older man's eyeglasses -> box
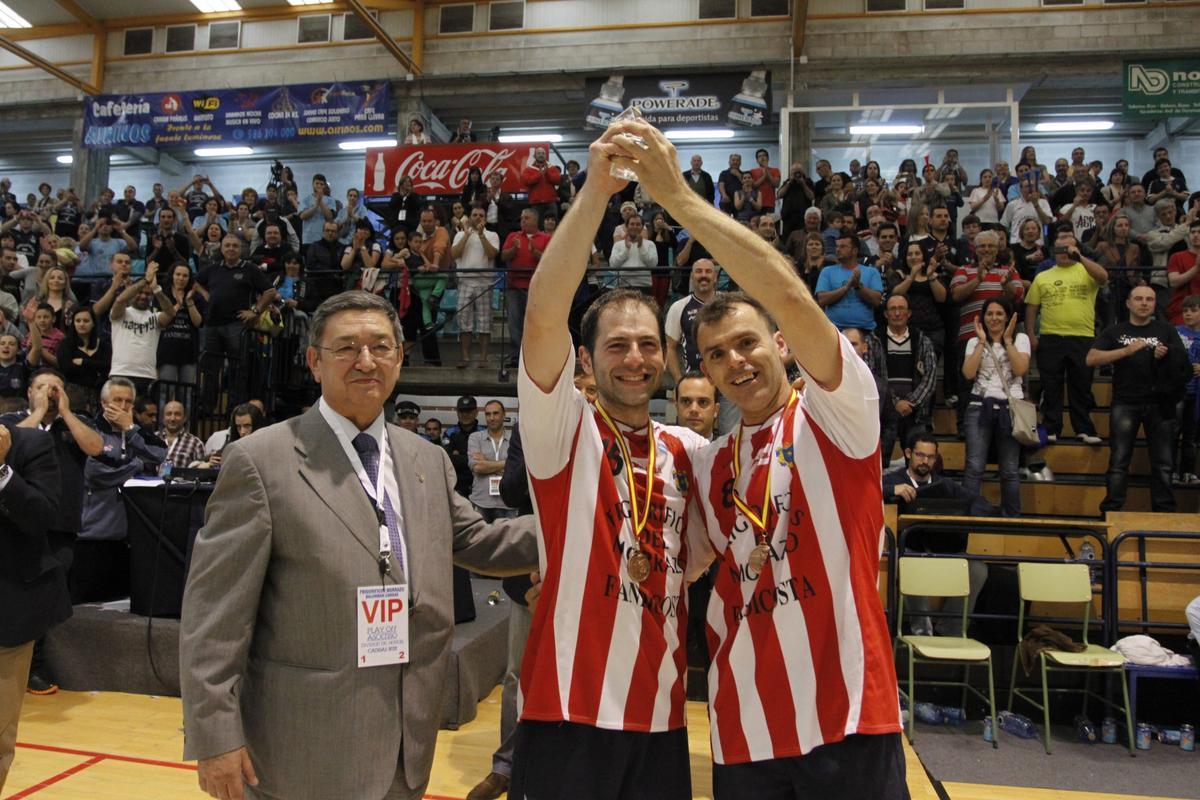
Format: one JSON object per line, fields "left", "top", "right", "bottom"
{"left": 317, "top": 342, "right": 401, "bottom": 362}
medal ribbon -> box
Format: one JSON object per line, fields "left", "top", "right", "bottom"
{"left": 594, "top": 401, "right": 656, "bottom": 545}
{"left": 731, "top": 391, "right": 799, "bottom": 538}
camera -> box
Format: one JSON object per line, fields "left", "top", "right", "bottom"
{"left": 1052, "top": 245, "right": 1068, "bottom": 255}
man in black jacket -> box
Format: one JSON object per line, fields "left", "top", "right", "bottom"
{"left": 0, "top": 421, "right": 66, "bottom": 792}
{"left": 444, "top": 395, "right": 481, "bottom": 498}
{"left": 4, "top": 370, "right": 102, "bottom": 693}
{"left": 883, "top": 432, "right": 995, "bottom": 636}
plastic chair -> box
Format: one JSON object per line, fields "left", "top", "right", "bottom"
{"left": 1007, "top": 562, "right": 1135, "bottom": 756}
{"left": 895, "top": 557, "right": 997, "bottom": 748}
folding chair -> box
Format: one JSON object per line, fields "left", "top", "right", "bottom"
{"left": 1007, "top": 562, "right": 1135, "bottom": 755}
{"left": 895, "top": 556, "right": 997, "bottom": 748}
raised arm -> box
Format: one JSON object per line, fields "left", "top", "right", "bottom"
{"left": 612, "top": 120, "right": 841, "bottom": 387}
{"left": 523, "top": 130, "right": 628, "bottom": 391}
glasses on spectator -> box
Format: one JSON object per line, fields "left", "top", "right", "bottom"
{"left": 317, "top": 342, "right": 401, "bottom": 363}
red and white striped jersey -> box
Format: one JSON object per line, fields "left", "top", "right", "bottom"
{"left": 691, "top": 334, "right": 902, "bottom": 765}
{"left": 516, "top": 351, "right": 711, "bottom": 732}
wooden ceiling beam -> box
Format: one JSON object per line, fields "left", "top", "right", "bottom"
{"left": 346, "top": 0, "right": 420, "bottom": 74}
{"left": 792, "top": 0, "right": 809, "bottom": 57}
{"left": 0, "top": 33, "right": 99, "bottom": 94}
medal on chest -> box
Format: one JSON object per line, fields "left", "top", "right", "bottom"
{"left": 731, "top": 392, "right": 799, "bottom": 577}
{"left": 596, "top": 402, "right": 657, "bottom": 584}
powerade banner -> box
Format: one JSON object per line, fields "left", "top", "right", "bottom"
{"left": 583, "top": 70, "right": 771, "bottom": 130}
{"left": 1123, "top": 59, "right": 1200, "bottom": 118}
{"left": 82, "top": 80, "right": 390, "bottom": 149}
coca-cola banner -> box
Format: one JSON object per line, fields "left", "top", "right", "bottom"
{"left": 362, "top": 143, "right": 550, "bottom": 197}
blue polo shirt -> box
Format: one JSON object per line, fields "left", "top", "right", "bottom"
{"left": 815, "top": 262, "right": 883, "bottom": 330}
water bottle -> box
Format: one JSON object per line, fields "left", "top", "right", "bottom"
{"left": 940, "top": 706, "right": 966, "bottom": 726}
{"left": 1075, "top": 715, "right": 1097, "bottom": 743}
{"left": 1077, "top": 539, "right": 1098, "bottom": 584}
{"left": 485, "top": 590, "right": 502, "bottom": 607}
{"left": 1156, "top": 727, "right": 1181, "bottom": 746}
{"left": 1102, "top": 717, "right": 1118, "bottom": 744}
{"left": 158, "top": 460, "right": 172, "bottom": 481}
{"left": 982, "top": 716, "right": 994, "bottom": 742}
{"left": 997, "top": 710, "right": 1038, "bottom": 739}
{"left": 914, "top": 702, "right": 945, "bottom": 725}
{"left": 1180, "top": 723, "right": 1194, "bottom": 751}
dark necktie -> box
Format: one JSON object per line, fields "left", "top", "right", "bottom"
{"left": 352, "top": 433, "right": 405, "bottom": 575}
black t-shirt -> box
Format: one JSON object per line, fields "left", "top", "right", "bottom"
{"left": 668, "top": 293, "right": 707, "bottom": 374}
{"left": 158, "top": 293, "right": 207, "bottom": 366}
{"left": 10, "top": 227, "right": 38, "bottom": 259}
{"left": 54, "top": 202, "right": 81, "bottom": 238}
{"left": 114, "top": 199, "right": 145, "bottom": 223}
{"left": 1094, "top": 320, "right": 1184, "bottom": 405}
{"left": 717, "top": 169, "right": 742, "bottom": 209}
{"left": 56, "top": 336, "right": 112, "bottom": 389}
{"left": 251, "top": 244, "right": 291, "bottom": 278}
{"left": 0, "top": 358, "right": 31, "bottom": 397}
{"left": 185, "top": 189, "right": 210, "bottom": 220}
{"left": 196, "top": 260, "right": 272, "bottom": 326}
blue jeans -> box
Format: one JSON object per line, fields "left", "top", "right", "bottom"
{"left": 505, "top": 288, "right": 528, "bottom": 362}
{"left": 962, "top": 400, "right": 1021, "bottom": 517}
{"left": 1102, "top": 402, "right": 1177, "bottom": 513}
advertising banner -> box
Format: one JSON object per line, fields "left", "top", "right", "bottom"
{"left": 1123, "top": 59, "right": 1200, "bottom": 118}
{"left": 583, "top": 70, "right": 771, "bottom": 130}
{"left": 82, "top": 80, "right": 391, "bottom": 149}
{"left": 363, "top": 142, "right": 550, "bottom": 197}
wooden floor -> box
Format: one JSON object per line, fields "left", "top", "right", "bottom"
{"left": 0, "top": 689, "right": 1174, "bottom": 800}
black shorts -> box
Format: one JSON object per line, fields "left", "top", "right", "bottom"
{"left": 509, "top": 720, "right": 691, "bottom": 800}
{"left": 712, "top": 733, "right": 910, "bottom": 800}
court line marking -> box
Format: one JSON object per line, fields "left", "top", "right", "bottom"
{"left": 13, "top": 743, "right": 467, "bottom": 800}
{"left": 4, "top": 756, "right": 103, "bottom": 800}
{"left": 16, "top": 742, "right": 197, "bottom": 771}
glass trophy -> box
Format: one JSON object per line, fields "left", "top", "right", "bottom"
{"left": 608, "top": 106, "right": 646, "bottom": 181}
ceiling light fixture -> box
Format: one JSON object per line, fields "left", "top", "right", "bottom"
{"left": 663, "top": 129, "right": 736, "bottom": 140}
{"left": 848, "top": 124, "right": 924, "bottom": 135}
{"left": 1034, "top": 120, "right": 1115, "bottom": 133}
{"left": 194, "top": 146, "right": 254, "bottom": 157}
{"left": 56, "top": 154, "right": 73, "bottom": 165}
{"left": 338, "top": 139, "right": 399, "bottom": 151}
{"left": 0, "top": 2, "right": 32, "bottom": 27}
{"left": 285, "top": 0, "right": 330, "bottom": 5}
{"left": 190, "top": 0, "right": 242, "bottom": 12}
{"left": 497, "top": 133, "right": 564, "bottom": 143}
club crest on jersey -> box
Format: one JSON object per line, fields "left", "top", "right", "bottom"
{"left": 776, "top": 444, "right": 794, "bottom": 467}
{"left": 673, "top": 469, "right": 689, "bottom": 494}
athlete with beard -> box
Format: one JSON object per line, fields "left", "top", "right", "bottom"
{"left": 509, "top": 128, "right": 712, "bottom": 800}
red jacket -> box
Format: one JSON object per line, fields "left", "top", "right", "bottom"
{"left": 522, "top": 163, "right": 562, "bottom": 204}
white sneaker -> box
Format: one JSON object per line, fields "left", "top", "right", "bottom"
{"left": 1079, "top": 434, "right": 1103, "bottom": 445}
{"left": 1036, "top": 466, "right": 1055, "bottom": 482}
{"left": 1045, "top": 434, "right": 1058, "bottom": 443}
{"left": 1185, "top": 473, "right": 1200, "bottom": 485}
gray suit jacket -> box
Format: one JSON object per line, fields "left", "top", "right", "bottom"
{"left": 180, "top": 407, "right": 536, "bottom": 799}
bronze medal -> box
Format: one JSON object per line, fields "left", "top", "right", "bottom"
{"left": 748, "top": 542, "right": 771, "bottom": 571}
{"left": 627, "top": 550, "right": 652, "bottom": 583}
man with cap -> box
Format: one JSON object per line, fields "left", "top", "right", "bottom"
{"left": 395, "top": 401, "right": 420, "bottom": 433}
{"left": 445, "top": 395, "right": 481, "bottom": 498}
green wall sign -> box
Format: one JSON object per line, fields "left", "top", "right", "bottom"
{"left": 1123, "top": 59, "right": 1200, "bottom": 118}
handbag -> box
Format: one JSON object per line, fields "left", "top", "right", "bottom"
{"left": 981, "top": 339, "right": 1040, "bottom": 447}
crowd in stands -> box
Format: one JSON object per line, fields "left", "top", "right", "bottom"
{"left": 0, "top": 139, "right": 1196, "bottom": 594}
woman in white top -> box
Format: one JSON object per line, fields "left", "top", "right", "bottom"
{"left": 968, "top": 168, "right": 1006, "bottom": 225}
{"left": 962, "top": 296, "right": 1030, "bottom": 516}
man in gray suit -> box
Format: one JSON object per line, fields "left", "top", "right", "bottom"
{"left": 180, "top": 291, "right": 536, "bottom": 800}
